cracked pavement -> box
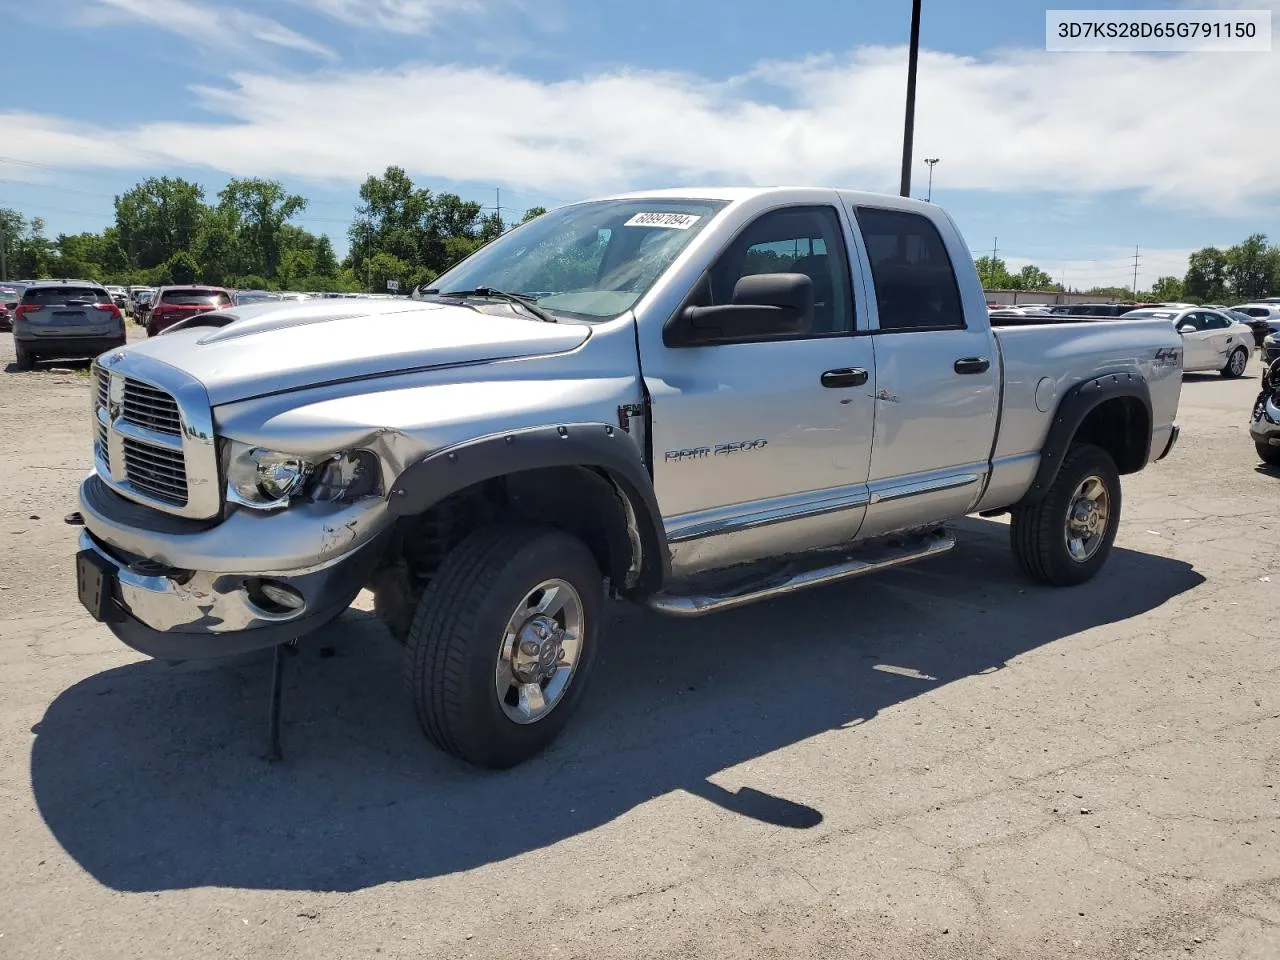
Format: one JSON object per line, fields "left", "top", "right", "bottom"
{"left": 1, "top": 338, "right": 1277, "bottom": 960}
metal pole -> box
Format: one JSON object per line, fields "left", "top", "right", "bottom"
{"left": 899, "top": 0, "right": 923, "bottom": 197}
{"left": 923, "top": 157, "right": 939, "bottom": 202}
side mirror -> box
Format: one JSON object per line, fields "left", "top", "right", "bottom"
{"left": 666, "top": 273, "right": 814, "bottom": 347}
{"left": 1177, "top": 323, "right": 1195, "bottom": 334}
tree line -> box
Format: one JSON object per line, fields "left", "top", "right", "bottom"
{"left": 0, "top": 166, "right": 545, "bottom": 292}
{"left": 976, "top": 235, "right": 1280, "bottom": 304}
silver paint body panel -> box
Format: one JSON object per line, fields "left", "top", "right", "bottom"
{"left": 76, "top": 187, "right": 1181, "bottom": 637}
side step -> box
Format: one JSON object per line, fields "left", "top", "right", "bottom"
{"left": 646, "top": 529, "right": 956, "bottom": 618}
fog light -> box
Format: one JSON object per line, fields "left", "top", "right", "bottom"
{"left": 246, "top": 578, "right": 305, "bottom": 615}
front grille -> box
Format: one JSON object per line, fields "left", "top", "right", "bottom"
{"left": 96, "top": 367, "right": 110, "bottom": 408}
{"left": 95, "top": 418, "right": 110, "bottom": 468}
{"left": 121, "top": 377, "right": 182, "bottom": 436}
{"left": 121, "top": 438, "right": 188, "bottom": 506}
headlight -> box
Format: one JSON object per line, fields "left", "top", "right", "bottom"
{"left": 227, "top": 445, "right": 313, "bottom": 509}
{"left": 225, "top": 443, "right": 381, "bottom": 510}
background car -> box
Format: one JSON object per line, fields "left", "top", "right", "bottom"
{"left": 146, "top": 285, "right": 233, "bottom": 336}
{"left": 1123, "top": 306, "right": 1253, "bottom": 377}
{"left": 104, "top": 284, "right": 129, "bottom": 311}
{"left": 1263, "top": 331, "right": 1280, "bottom": 367}
{"left": 233, "top": 289, "right": 280, "bottom": 306}
{"left": 0, "top": 283, "right": 25, "bottom": 332}
{"left": 1228, "top": 303, "right": 1280, "bottom": 344}
{"left": 11, "top": 279, "right": 125, "bottom": 369}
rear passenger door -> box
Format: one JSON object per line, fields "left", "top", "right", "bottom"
{"left": 844, "top": 203, "right": 1000, "bottom": 539}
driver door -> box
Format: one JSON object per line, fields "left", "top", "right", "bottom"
{"left": 1179, "top": 312, "right": 1217, "bottom": 370}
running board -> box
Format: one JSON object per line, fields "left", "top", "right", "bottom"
{"left": 646, "top": 529, "right": 956, "bottom": 618}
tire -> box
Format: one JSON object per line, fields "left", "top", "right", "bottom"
{"left": 403, "top": 526, "right": 602, "bottom": 768}
{"left": 1010, "top": 443, "right": 1122, "bottom": 587}
{"left": 13, "top": 344, "right": 32, "bottom": 370}
{"left": 1257, "top": 441, "right": 1280, "bottom": 466}
{"left": 1222, "top": 347, "right": 1248, "bottom": 378}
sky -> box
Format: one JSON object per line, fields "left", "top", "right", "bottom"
{"left": 1, "top": 0, "right": 1277, "bottom": 291}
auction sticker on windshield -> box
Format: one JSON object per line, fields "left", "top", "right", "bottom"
{"left": 624, "top": 212, "right": 702, "bottom": 229}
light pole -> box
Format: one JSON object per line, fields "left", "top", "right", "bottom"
{"left": 899, "top": 0, "right": 923, "bottom": 197}
{"left": 923, "top": 157, "right": 939, "bottom": 202}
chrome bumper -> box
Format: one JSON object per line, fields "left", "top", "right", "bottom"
{"left": 76, "top": 471, "right": 392, "bottom": 658}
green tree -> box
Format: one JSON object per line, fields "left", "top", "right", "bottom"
{"left": 164, "top": 250, "right": 200, "bottom": 284}
{"left": 521, "top": 206, "right": 547, "bottom": 223}
{"left": 192, "top": 205, "right": 242, "bottom": 286}
{"left": 313, "top": 234, "right": 338, "bottom": 277}
{"left": 217, "top": 178, "right": 307, "bottom": 280}
{"left": 1184, "top": 247, "right": 1228, "bottom": 303}
{"left": 973, "top": 255, "right": 1012, "bottom": 289}
{"left": 1013, "top": 264, "right": 1054, "bottom": 290}
{"left": 1149, "top": 276, "right": 1184, "bottom": 302}
{"left": 366, "top": 250, "right": 411, "bottom": 293}
{"left": 1223, "top": 234, "right": 1279, "bottom": 302}
{"left": 113, "top": 177, "right": 206, "bottom": 270}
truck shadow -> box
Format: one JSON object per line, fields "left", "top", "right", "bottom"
{"left": 30, "top": 518, "right": 1203, "bottom": 892}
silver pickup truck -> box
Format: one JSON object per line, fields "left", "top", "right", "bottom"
{"left": 74, "top": 187, "right": 1182, "bottom": 767}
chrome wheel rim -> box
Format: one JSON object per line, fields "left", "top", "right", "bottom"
{"left": 1231, "top": 350, "right": 1246, "bottom": 376}
{"left": 495, "top": 578, "right": 584, "bottom": 725}
{"left": 1065, "top": 475, "right": 1110, "bottom": 562}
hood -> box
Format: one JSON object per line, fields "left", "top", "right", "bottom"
{"left": 117, "top": 299, "right": 591, "bottom": 405}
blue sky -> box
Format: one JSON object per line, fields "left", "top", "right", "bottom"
{"left": 1, "top": 0, "right": 1277, "bottom": 289}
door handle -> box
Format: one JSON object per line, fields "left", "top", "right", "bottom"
{"left": 954, "top": 357, "right": 990, "bottom": 375}
{"left": 821, "top": 367, "right": 869, "bottom": 388}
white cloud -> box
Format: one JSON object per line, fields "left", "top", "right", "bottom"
{"left": 85, "top": 0, "right": 336, "bottom": 58}
{"left": 2, "top": 42, "right": 1278, "bottom": 216}
{"left": 289, "top": 0, "right": 481, "bottom": 34}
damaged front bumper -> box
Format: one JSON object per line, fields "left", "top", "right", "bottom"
{"left": 76, "top": 471, "right": 391, "bottom": 659}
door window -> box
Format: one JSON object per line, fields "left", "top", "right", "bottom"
{"left": 855, "top": 207, "right": 965, "bottom": 331}
{"left": 708, "top": 206, "right": 854, "bottom": 335}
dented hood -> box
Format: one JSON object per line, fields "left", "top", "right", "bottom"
{"left": 116, "top": 299, "right": 591, "bottom": 406}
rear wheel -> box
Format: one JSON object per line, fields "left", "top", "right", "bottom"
{"left": 1257, "top": 441, "right": 1280, "bottom": 467}
{"left": 1010, "top": 443, "right": 1122, "bottom": 587}
{"left": 1223, "top": 347, "right": 1248, "bottom": 378}
{"left": 403, "top": 526, "right": 602, "bottom": 768}
{"left": 13, "top": 344, "right": 32, "bottom": 370}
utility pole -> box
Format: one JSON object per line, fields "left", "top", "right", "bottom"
{"left": 495, "top": 187, "right": 502, "bottom": 230}
{"left": 899, "top": 0, "right": 922, "bottom": 197}
{"left": 1131, "top": 245, "right": 1141, "bottom": 298}
{"left": 923, "top": 157, "right": 939, "bottom": 202}
{"left": 0, "top": 222, "right": 7, "bottom": 282}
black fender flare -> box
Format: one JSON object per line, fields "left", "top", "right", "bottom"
{"left": 1017, "top": 372, "right": 1152, "bottom": 507}
{"left": 386, "top": 423, "right": 669, "bottom": 594}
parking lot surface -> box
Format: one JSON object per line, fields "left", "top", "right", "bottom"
{"left": 2, "top": 336, "right": 1277, "bottom": 960}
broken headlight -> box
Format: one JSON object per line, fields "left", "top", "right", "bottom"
{"left": 226, "top": 443, "right": 380, "bottom": 510}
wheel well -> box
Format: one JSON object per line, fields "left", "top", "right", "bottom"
{"left": 371, "top": 466, "right": 641, "bottom": 639}
{"left": 1072, "top": 397, "right": 1150, "bottom": 474}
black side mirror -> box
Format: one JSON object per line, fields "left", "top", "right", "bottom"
{"left": 665, "top": 272, "right": 814, "bottom": 347}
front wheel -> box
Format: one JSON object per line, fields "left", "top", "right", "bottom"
{"left": 403, "top": 526, "right": 602, "bottom": 768}
{"left": 1010, "top": 443, "right": 1122, "bottom": 587}
{"left": 1223, "top": 347, "right": 1248, "bottom": 378}
{"left": 1257, "top": 441, "right": 1280, "bottom": 467}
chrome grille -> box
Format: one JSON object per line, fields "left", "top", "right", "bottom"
{"left": 121, "top": 377, "right": 182, "bottom": 436}
{"left": 95, "top": 418, "right": 110, "bottom": 469}
{"left": 96, "top": 366, "right": 110, "bottom": 409}
{"left": 121, "top": 438, "right": 188, "bottom": 506}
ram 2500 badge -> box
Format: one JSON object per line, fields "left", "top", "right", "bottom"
{"left": 73, "top": 187, "right": 1182, "bottom": 767}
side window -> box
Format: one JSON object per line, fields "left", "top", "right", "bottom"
{"left": 1203, "top": 312, "right": 1230, "bottom": 330}
{"left": 855, "top": 207, "right": 965, "bottom": 331}
{"left": 708, "top": 206, "right": 854, "bottom": 335}
{"left": 1182, "top": 312, "right": 1207, "bottom": 331}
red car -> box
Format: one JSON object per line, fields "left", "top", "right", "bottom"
{"left": 146, "top": 285, "right": 233, "bottom": 336}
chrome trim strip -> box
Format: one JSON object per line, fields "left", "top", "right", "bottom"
{"left": 113, "top": 417, "right": 184, "bottom": 451}
{"left": 649, "top": 529, "right": 956, "bottom": 617}
{"left": 664, "top": 483, "right": 872, "bottom": 543}
{"left": 867, "top": 472, "right": 980, "bottom": 505}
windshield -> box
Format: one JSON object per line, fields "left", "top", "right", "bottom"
{"left": 425, "top": 198, "right": 729, "bottom": 320}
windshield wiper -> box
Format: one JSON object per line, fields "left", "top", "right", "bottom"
{"left": 424, "top": 287, "right": 557, "bottom": 323}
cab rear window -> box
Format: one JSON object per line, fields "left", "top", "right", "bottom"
{"left": 21, "top": 286, "right": 110, "bottom": 305}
